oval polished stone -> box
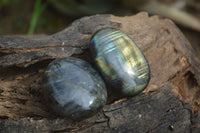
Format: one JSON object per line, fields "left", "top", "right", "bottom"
{"left": 90, "top": 28, "right": 150, "bottom": 96}
{"left": 43, "top": 57, "right": 107, "bottom": 120}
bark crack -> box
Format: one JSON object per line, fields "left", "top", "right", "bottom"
{"left": 0, "top": 45, "right": 83, "bottom": 54}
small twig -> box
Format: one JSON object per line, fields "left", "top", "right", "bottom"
{"left": 139, "top": 1, "right": 200, "bottom": 31}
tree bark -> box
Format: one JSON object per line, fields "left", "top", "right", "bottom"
{"left": 0, "top": 12, "right": 199, "bottom": 132}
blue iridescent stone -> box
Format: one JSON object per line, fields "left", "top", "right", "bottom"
{"left": 43, "top": 57, "right": 107, "bottom": 120}
{"left": 90, "top": 28, "right": 150, "bottom": 96}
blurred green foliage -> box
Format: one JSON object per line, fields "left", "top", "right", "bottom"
{"left": 0, "top": 0, "right": 10, "bottom": 5}
{"left": 0, "top": 0, "right": 200, "bottom": 35}
{"left": 28, "top": 0, "right": 47, "bottom": 34}
{"left": 0, "top": 0, "right": 21, "bottom": 6}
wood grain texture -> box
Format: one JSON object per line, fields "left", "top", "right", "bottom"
{"left": 0, "top": 84, "right": 193, "bottom": 132}
{"left": 0, "top": 12, "right": 200, "bottom": 132}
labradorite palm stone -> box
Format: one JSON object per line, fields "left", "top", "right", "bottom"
{"left": 90, "top": 28, "right": 150, "bottom": 96}
{"left": 44, "top": 57, "right": 107, "bottom": 120}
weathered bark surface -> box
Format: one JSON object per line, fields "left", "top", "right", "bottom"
{"left": 0, "top": 12, "right": 200, "bottom": 132}
{"left": 0, "top": 84, "right": 193, "bottom": 133}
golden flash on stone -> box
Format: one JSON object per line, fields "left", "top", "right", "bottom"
{"left": 90, "top": 28, "right": 150, "bottom": 96}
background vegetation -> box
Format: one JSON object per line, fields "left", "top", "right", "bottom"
{"left": 0, "top": 0, "right": 200, "bottom": 35}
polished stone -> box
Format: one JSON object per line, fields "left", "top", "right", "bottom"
{"left": 90, "top": 28, "right": 150, "bottom": 96}
{"left": 43, "top": 57, "right": 107, "bottom": 120}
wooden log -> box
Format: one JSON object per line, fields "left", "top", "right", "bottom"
{"left": 0, "top": 84, "right": 193, "bottom": 132}
{"left": 0, "top": 12, "right": 199, "bottom": 132}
